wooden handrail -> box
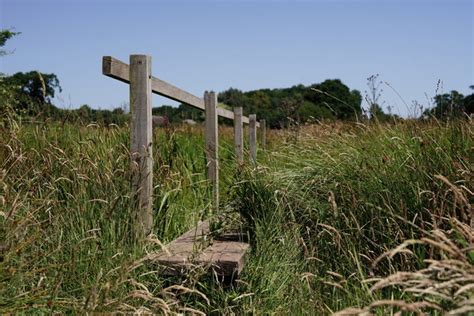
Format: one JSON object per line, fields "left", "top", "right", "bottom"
{"left": 103, "top": 56, "right": 259, "bottom": 127}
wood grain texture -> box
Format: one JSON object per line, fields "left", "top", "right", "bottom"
{"left": 204, "top": 91, "right": 219, "bottom": 213}
{"left": 103, "top": 56, "right": 259, "bottom": 126}
{"left": 198, "top": 241, "right": 249, "bottom": 275}
{"left": 153, "top": 221, "right": 249, "bottom": 276}
{"left": 234, "top": 107, "right": 243, "bottom": 163}
{"left": 249, "top": 114, "right": 257, "bottom": 164}
{"left": 154, "top": 221, "right": 211, "bottom": 271}
{"left": 129, "top": 55, "right": 153, "bottom": 236}
{"left": 216, "top": 107, "right": 233, "bottom": 120}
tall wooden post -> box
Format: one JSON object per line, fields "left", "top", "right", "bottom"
{"left": 234, "top": 107, "right": 243, "bottom": 164}
{"left": 261, "top": 119, "right": 266, "bottom": 150}
{"left": 249, "top": 114, "right": 257, "bottom": 165}
{"left": 130, "top": 54, "right": 153, "bottom": 236}
{"left": 204, "top": 91, "right": 219, "bottom": 212}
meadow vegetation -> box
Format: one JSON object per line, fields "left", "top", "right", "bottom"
{"left": 1, "top": 117, "right": 472, "bottom": 314}
{"left": 1, "top": 28, "right": 473, "bottom": 315}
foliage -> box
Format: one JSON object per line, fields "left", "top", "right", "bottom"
{"left": 152, "top": 104, "right": 204, "bottom": 123}
{"left": 2, "top": 71, "right": 61, "bottom": 115}
{"left": 219, "top": 79, "right": 363, "bottom": 128}
{"left": 1, "top": 26, "right": 472, "bottom": 315}
{"left": 232, "top": 120, "right": 472, "bottom": 313}
{"left": 464, "top": 88, "right": 474, "bottom": 115}
{"left": 66, "top": 104, "right": 129, "bottom": 126}
{"left": 1, "top": 117, "right": 472, "bottom": 314}
{"left": 0, "top": 123, "right": 224, "bottom": 313}
{"left": 0, "top": 29, "right": 21, "bottom": 127}
{"left": 0, "top": 29, "right": 20, "bottom": 57}
{"left": 424, "top": 87, "right": 474, "bottom": 119}
{"left": 0, "top": 80, "right": 19, "bottom": 129}
{"left": 336, "top": 218, "right": 474, "bottom": 315}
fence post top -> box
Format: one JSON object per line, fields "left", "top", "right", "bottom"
{"left": 130, "top": 55, "right": 151, "bottom": 67}
{"left": 204, "top": 90, "right": 216, "bottom": 96}
{"left": 130, "top": 54, "right": 151, "bottom": 58}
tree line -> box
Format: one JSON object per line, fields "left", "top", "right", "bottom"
{"left": 1, "top": 30, "right": 472, "bottom": 129}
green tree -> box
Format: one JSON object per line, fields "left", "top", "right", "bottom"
{"left": 424, "top": 90, "right": 466, "bottom": 119}
{"left": 0, "top": 29, "right": 21, "bottom": 127}
{"left": 462, "top": 86, "right": 474, "bottom": 116}
{"left": 218, "top": 88, "right": 247, "bottom": 109}
{"left": 308, "top": 79, "right": 362, "bottom": 120}
{"left": 0, "top": 29, "right": 20, "bottom": 58}
{"left": 4, "top": 71, "right": 61, "bottom": 103}
{"left": 77, "top": 104, "right": 93, "bottom": 121}
{"left": 3, "top": 71, "right": 62, "bottom": 114}
{"left": 219, "top": 80, "right": 362, "bottom": 128}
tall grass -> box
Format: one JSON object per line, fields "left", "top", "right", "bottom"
{"left": 1, "top": 118, "right": 472, "bottom": 314}
{"left": 0, "top": 122, "right": 234, "bottom": 313}
{"left": 232, "top": 120, "right": 472, "bottom": 313}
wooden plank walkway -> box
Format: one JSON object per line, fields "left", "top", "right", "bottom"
{"left": 153, "top": 221, "right": 250, "bottom": 276}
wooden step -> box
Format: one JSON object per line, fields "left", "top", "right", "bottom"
{"left": 153, "top": 220, "right": 250, "bottom": 276}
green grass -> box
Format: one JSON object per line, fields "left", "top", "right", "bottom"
{"left": 1, "top": 119, "right": 472, "bottom": 314}
{"left": 232, "top": 120, "right": 472, "bottom": 313}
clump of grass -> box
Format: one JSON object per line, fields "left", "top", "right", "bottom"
{"left": 1, "top": 116, "right": 472, "bottom": 314}
{"left": 232, "top": 119, "right": 472, "bottom": 313}
{"left": 0, "top": 122, "right": 237, "bottom": 313}
{"left": 336, "top": 217, "right": 473, "bottom": 315}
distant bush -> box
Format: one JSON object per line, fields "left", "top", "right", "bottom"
{"left": 423, "top": 88, "right": 474, "bottom": 119}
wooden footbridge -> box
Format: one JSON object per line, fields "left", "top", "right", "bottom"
{"left": 102, "top": 55, "right": 265, "bottom": 277}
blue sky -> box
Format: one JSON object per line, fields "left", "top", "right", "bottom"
{"left": 1, "top": 0, "right": 472, "bottom": 117}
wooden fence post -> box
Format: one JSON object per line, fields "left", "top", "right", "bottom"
{"left": 249, "top": 114, "right": 257, "bottom": 164}
{"left": 261, "top": 119, "right": 266, "bottom": 150}
{"left": 204, "top": 91, "right": 219, "bottom": 212}
{"left": 130, "top": 54, "right": 153, "bottom": 236}
{"left": 234, "top": 107, "right": 243, "bottom": 164}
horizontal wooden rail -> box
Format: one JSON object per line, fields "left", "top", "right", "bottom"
{"left": 103, "top": 56, "right": 258, "bottom": 127}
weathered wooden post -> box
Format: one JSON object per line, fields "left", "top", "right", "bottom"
{"left": 130, "top": 54, "right": 153, "bottom": 236}
{"left": 249, "top": 114, "right": 257, "bottom": 164}
{"left": 261, "top": 119, "right": 266, "bottom": 150}
{"left": 233, "top": 107, "right": 243, "bottom": 164}
{"left": 204, "top": 91, "right": 219, "bottom": 212}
